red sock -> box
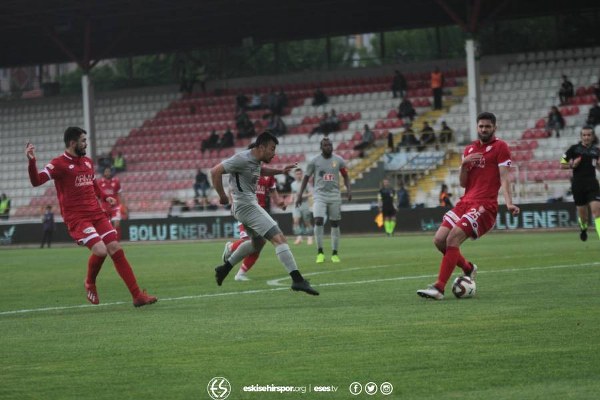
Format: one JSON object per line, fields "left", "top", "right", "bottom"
{"left": 435, "top": 246, "right": 461, "bottom": 292}
{"left": 231, "top": 238, "right": 247, "bottom": 252}
{"left": 241, "top": 252, "right": 260, "bottom": 272}
{"left": 110, "top": 249, "right": 140, "bottom": 298}
{"left": 86, "top": 254, "right": 106, "bottom": 285}
{"left": 440, "top": 248, "right": 471, "bottom": 273}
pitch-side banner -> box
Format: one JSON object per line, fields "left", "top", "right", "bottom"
{"left": 0, "top": 203, "right": 579, "bottom": 245}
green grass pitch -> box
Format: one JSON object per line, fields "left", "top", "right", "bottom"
{"left": 1, "top": 231, "right": 599, "bottom": 399}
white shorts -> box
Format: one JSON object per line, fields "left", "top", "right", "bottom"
{"left": 234, "top": 203, "right": 278, "bottom": 238}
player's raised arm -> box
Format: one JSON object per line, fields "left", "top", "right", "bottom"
{"left": 25, "top": 142, "right": 50, "bottom": 187}
{"left": 211, "top": 163, "right": 229, "bottom": 205}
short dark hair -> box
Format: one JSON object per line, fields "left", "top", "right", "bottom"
{"left": 581, "top": 125, "right": 594, "bottom": 132}
{"left": 476, "top": 112, "right": 496, "bottom": 125}
{"left": 251, "top": 130, "right": 279, "bottom": 149}
{"left": 64, "top": 127, "right": 86, "bottom": 147}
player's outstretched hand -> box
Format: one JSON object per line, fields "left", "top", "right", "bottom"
{"left": 282, "top": 163, "right": 298, "bottom": 174}
{"left": 25, "top": 142, "right": 36, "bottom": 160}
{"left": 507, "top": 204, "right": 520, "bottom": 216}
{"left": 219, "top": 195, "right": 229, "bottom": 205}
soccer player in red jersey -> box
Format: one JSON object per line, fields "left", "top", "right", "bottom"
{"left": 223, "top": 175, "right": 286, "bottom": 281}
{"left": 26, "top": 127, "right": 157, "bottom": 307}
{"left": 97, "top": 167, "right": 126, "bottom": 241}
{"left": 417, "top": 112, "right": 520, "bottom": 300}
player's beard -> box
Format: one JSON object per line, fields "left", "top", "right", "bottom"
{"left": 75, "top": 145, "right": 86, "bottom": 157}
{"left": 478, "top": 131, "right": 494, "bottom": 144}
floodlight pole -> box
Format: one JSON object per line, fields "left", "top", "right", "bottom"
{"left": 465, "top": 38, "right": 481, "bottom": 142}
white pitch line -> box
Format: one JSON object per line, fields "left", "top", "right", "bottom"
{"left": 1, "top": 262, "right": 598, "bottom": 316}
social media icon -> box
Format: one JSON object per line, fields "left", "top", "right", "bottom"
{"left": 380, "top": 382, "right": 394, "bottom": 396}
{"left": 365, "top": 381, "right": 378, "bottom": 395}
{"left": 349, "top": 382, "right": 362, "bottom": 395}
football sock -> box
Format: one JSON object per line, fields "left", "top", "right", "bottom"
{"left": 383, "top": 220, "right": 390, "bottom": 234}
{"left": 595, "top": 217, "right": 600, "bottom": 240}
{"left": 578, "top": 217, "right": 588, "bottom": 231}
{"left": 230, "top": 238, "right": 245, "bottom": 252}
{"left": 289, "top": 270, "right": 304, "bottom": 283}
{"left": 293, "top": 225, "right": 302, "bottom": 235}
{"left": 331, "top": 226, "right": 340, "bottom": 251}
{"left": 435, "top": 246, "right": 461, "bottom": 291}
{"left": 275, "top": 243, "right": 298, "bottom": 273}
{"left": 86, "top": 254, "right": 106, "bottom": 285}
{"left": 229, "top": 240, "right": 256, "bottom": 266}
{"left": 315, "top": 225, "right": 324, "bottom": 249}
{"left": 110, "top": 249, "right": 140, "bottom": 298}
{"left": 390, "top": 220, "right": 396, "bottom": 234}
{"left": 241, "top": 252, "right": 260, "bottom": 272}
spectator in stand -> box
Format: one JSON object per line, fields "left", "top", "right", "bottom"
{"left": 236, "top": 110, "right": 256, "bottom": 139}
{"left": 310, "top": 112, "right": 329, "bottom": 137}
{"left": 40, "top": 204, "right": 55, "bottom": 248}
{"left": 439, "top": 184, "right": 453, "bottom": 208}
{"left": 248, "top": 91, "right": 263, "bottom": 110}
{"left": 418, "top": 121, "right": 436, "bottom": 151}
{"left": 113, "top": 152, "right": 126, "bottom": 173}
{"left": 546, "top": 106, "right": 566, "bottom": 138}
{"left": 391, "top": 70, "right": 408, "bottom": 99}
{"left": 594, "top": 78, "right": 600, "bottom": 102}
{"left": 586, "top": 101, "right": 600, "bottom": 128}
{"left": 267, "top": 88, "right": 279, "bottom": 114}
{"left": 0, "top": 193, "right": 11, "bottom": 220}
{"left": 558, "top": 75, "right": 574, "bottom": 105}
{"left": 201, "top": 130, "right": 220, "bottom": 153}
{"left": 397, "top": 123, "right": 420, "bottom": 152}
{"left": 397, "top": 181, "right": 410, "bottom": 208}
{"left": 431, "top": 66, "right": 444, "bottom": 110}
{"left": 97, "top": 152, "right": 113, "bottom": 172}
{"left": 353, "top": 124, "right": 375, "bottom": 157}
{"left": 398, "top": 97, "right": 416, "bottom": 123}
{"left": 277, "top": 88, "right": 288, "bottom": 113}
{"left": 194, "top": 169, "right": 211, "bottom": 199}
{"left": 236, "top": 93, "right": 249, "bottom": 111}
{"left": 267, "top": 113, "right": 287, "bottom": 137}
{"left": 438, "top": 121, "right": 454, "bottom": 144}
{"left": 312, "top": 88, "right": 328, "bottom": 107}
{"left": 218, "top": 127, "right": 235, "bottom": 149}
{"left": 387, "top": 130, "right": 395, "bottom": 152}
{"left": 326, "top": 109, "right": 341, "bottom": 133}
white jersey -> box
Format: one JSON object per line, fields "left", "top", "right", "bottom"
{"left": 221, "top": 150, "right": 261, "bottom": 206}
{"left": 305, "top": 153, "right": 347, "bottom": 202}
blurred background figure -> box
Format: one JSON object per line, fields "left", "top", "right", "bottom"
{"left": 40, "top": 205, "right": 55, "bottom": 248}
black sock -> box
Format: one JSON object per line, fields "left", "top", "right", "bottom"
{"left": 290, "top": 270, "right": 304, "bottom": 283}
{"left": 332, "top": 250, "right": 338, "bottom": 255}
{"left": 318, "top": 248, "right": 324, "bottom": 254}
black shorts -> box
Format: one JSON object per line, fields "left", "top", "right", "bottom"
{"left": 382, "top": 206, "right": 396, "bottom": 218}
{"left": 571, "top": 178, "right": 600, "bottom": 206}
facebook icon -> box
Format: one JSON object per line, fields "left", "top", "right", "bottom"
{"left": 349, "top": 382, "right": 362, "bottom": 395}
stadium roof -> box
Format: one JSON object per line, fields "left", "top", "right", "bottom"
{"left": 1, "top": 0, "right": 598, "bottom": 68}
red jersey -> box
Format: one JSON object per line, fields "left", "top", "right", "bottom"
{"left": 461, "top": 137, "right": 512, "bottom": 203}
{"left": 98, "top": 176, "right": 122, "bottom": 211}
{"left": 38, "top": 153, "right": 105, "bottom": 224}
{"left": 256, "top": 176, "right": 277, "bottom": 209}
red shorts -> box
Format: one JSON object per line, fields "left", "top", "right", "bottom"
{"left": 108, "top": 206, "right": 122, "bottom": 221}
{"left": 441, "top": 200, "right": 497, "bottom": 239}
{"left": 66, "top": 214, "right": 117, "bottom": 248}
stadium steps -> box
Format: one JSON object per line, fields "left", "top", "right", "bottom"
{"left": 408, "top": 151, "right": 461, "bottom": 202}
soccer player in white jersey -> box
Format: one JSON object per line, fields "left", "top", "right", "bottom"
{"left": 210, "top": 131, "right": 319, "bottom": 295}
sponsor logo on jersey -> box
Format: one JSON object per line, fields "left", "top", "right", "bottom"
{"left": 75, "top": 174, "right": 94, "bottom": 187}
{"left": 46, "top": 163, "right": 55, "bottom": 170}
{"left": 69, "top": 165, "right": 75, "bottom": 169}
{"left": 84, "top": 161, "right": 91, "bottom": 169}
{"left": 83, "top": 227, "right": 97, "bottom": 234}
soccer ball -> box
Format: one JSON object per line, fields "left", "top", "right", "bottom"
{"left": 452, "top": 276, "right": 476, "bottom": 298}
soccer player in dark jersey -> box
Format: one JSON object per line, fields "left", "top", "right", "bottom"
{"left": 26, "top": 127, "right": 157, "bottom": 307}
{"left": 417, "top": 112, "right": 520, "bottom": 300}
{"left": 378, "top": 178, "right": 397, "bottom": 236}
{"left": 560, "top": 126, "right": 600, "bottom": 241}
